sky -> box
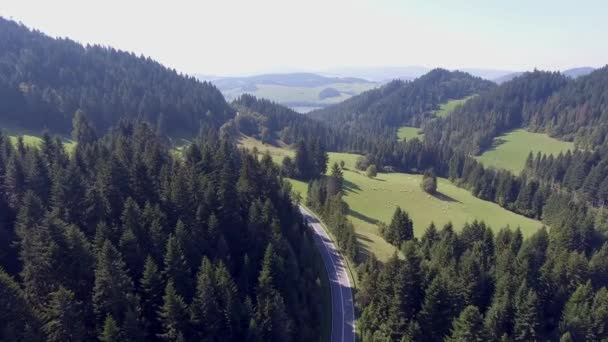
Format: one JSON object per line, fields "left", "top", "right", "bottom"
{"left": 1, "top": 0, "right": 607, "bottom": 76}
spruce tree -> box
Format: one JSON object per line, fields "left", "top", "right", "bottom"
{"left": 99, "top": 315, "right": 121, "bottom": 342}
{"left": 163, "top": 234, "right": 192, "bottom": 299}
{"left": 447, "top": 305, "right": 487, "bottom": 342}
{"left": 158, "top": 281, "right": 189, "bottom": 341}
{"left": 92, "top": 240, "right": 136, "bottom": 327}
{"left": 42, "top": 286, "right": 85, "bottom": 342}
{"left": 141, "top": 256, "right": 164, "bottom": 340}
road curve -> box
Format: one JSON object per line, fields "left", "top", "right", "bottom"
{"left": 299, "top": 205, "right": 356, "bottom": 342}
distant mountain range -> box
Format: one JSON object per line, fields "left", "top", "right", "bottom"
{"left": 203, "top": 72, "right": 373, "bottom": 89}
{"left": 198, "top": 73, "right": 379, "bottom": 113}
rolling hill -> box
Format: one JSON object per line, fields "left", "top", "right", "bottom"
{"left": 0, "top": 17, "right": 233, "bottom": 138}
{"left": 308, "top": 69, "right": 495, "bottom": 136}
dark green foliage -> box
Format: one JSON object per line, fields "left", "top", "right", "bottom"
{"left": 421, "top": 171, "right": 437, "bottom": 194}
{"left": 306, "top": 177, "right": 358, "bottom": 260}
{"left": 310, "top": 69, "right": 494, "bottom": 137}
{"left": 446, "top": 305, "right": 488, "bottom": 342}
{"left": 381, "top": 207, "right": 414, "bottom": 246}
{"left": 0, "top": 18, "right": 233, "bottom": 137}
{"left": 357, "top": 216, "right": 608, "bottom": 341}
{"left": 0, "top": 121, "right": 323, "bottom": 341}
{"left": 158, "top": 281, "right": 189, "bottom": 341}
{"left": 425, "top": 70, "right": 569, "bottom": 154}
{"left": 294, "top": 139, "right": 328, "bottom": 180}
{"left": 42, "top": 286, "right": 86, "bottom": 342}
{"left": 99, "top": 315, "right": 121, "bottom": 342}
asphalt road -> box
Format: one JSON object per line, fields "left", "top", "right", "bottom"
{"left": 299, "top": 205, "right": 356, "bottom": 342}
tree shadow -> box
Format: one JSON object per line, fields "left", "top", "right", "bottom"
{"left": 354, "top": 233, "right": 373, "bottom": 263}
{"left": 348, "top": 209, "right": 380, "bottom": 225}
{"left": 343, "top": 179, "right": 361, "bottom": 194}
{"left": 431, "top": 191, "right": 462, "bottom": 203}
{"left": 480, "top": 138, "right": 507, "bottom": 153}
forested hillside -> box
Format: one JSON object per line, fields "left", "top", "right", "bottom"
{"left": 0, "top": 18, "right": 233, "bottom": 137}
{"left": 425, "top": 67, "right": 608, "bottom": 154}
{"left": 0, "top": 118, "right": 323, "bottom": 341}
{"left": 309, "top": 69, "right": 494, "bottom": 136}
{"left": 357, "top": 217, "right": 608, "bottom": 341}
{"left": 230, "top": 94, "right": 374, "bottom": 152}
{"left": 424, "top": 71, "right": 569, "bottom": 155}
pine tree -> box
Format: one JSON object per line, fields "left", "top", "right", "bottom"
{"left": 559, "top": 281, "right": 594, "bottom": 341}
{"left": 158, "top": 281, "right": 189, "bottom": 341}
{"left": 591, "top": 287, "right": 608, "bottom": 341}
{"left": 513, "top": 282, "right": 541, "bottom": 341}
{"left": 71, "top": 109, "right": 97, "bottom": 145}
{"left": 42, "top": 286, "right": 86, "bottom": 342}
{"left": 383, "top": 207, "right": 414, "bottom": 246}
{"left": 141, "top": 256, "right": 164, "bottom": 340}
{"left": 92, "top": 240, "right": 136, "bottom": 327}
{"left": 163, "top": 234, "right": 192, "bottom": 299}
{"left": 99, "top": 315, "right": 121, "bottom": 342}
{"left": 446, "top": 305, "right": 488, "bottom": 342}
{"left": 418, "top": 274, "right": 456, "bottom": 341}
{"left": 0, "top": 267, "right": 39, "bottom": 341}
{"left": 190, "top": 257, "right": 219, "bottom": 337}
{"left": 254, "top": 244, "right": 291, "bottom": 340}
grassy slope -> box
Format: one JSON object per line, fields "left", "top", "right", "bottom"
{"left": 7, "top": 134, "right": 77, "bottom": 154}
{"left": 238, "top": 136, "right": 543, "bottom": 261}
{"left": 396, "top": 96, "right": 476, "bottom": 141}
{"left": 433, "top": 95, "right": 476, "bottom": 117}
{"left": 397, "top": 126, "right": 424, "bottom": 141}
{"left": 477, "top": 129, "right": 574, "bottom": 173}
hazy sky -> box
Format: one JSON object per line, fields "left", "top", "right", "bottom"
{"left": 2, "top": 0, "right": 606, "bottom": 76}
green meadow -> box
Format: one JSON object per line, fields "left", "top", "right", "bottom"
{"left": 6, "top": 134, "right": 77, "bottom": 154}
{"left": 432, "top": 95, "right": 476, "bottom": 117}
{"left": 239, "top": 137, "right": 543, "bottom": 261}
{"left": 477, "top": 129, "right": 574, "bottom": 174}
{"left": 397, "top": 126, "right": 424, "bottom": 141}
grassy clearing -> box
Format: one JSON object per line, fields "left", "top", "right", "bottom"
{"left": 240, "top": 136, "right": 543, "bottom": 261}
{"left": 237, "top": 135, "right": 294, "bottom": 163}
{"left": 433, "top": 95, "right": 476, "bottom": 117}
{"left": 397, "top": 126, "right": 424, "bottom": 141}
{"left": 477, "top": 129, "right": 574, "bottom": 174}
{"left": 7, "top": 134, "right": 77, "bottom": 154}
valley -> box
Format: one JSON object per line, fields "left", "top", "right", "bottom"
{"left": 0, "top": 10, "right": 607, "bottom": 342}
{"left": 239, "top": 136, "right": 543, "bottom": 261}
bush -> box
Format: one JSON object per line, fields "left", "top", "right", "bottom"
{"left": 355, "top": 155, "right": 371, "bottom": 171}
{"left": 366, "top": 164, "right": 378, "bottom": 178}
{"left": 421, "top": 172, "right": 437, "bottom": 194}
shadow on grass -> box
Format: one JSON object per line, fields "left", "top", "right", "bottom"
{"left": 343, "top": 179, "right": 361, "bottom": 194}
{"left": 431, "top": 191, "right": 462, "bottom": 203}
{"left": 480, "top": 138, "right": 507, "bottom": 153}
{"left": 354, "top": 233, "right": 374, "bottom": 263}
{"left": 349, "top": 208, "right": 380, "bottom": 225}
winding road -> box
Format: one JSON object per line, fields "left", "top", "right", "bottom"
{"left": 299, "top": 205, "right": 356, "bottom": 342}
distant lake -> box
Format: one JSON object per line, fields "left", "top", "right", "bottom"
{"left": 290, "top": 106, "right": 322, "bottom": 113}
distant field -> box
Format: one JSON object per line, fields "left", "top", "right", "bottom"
{"left": 222, "top": 82, "right": 377, "bottom": 111}
{"left": 397, "top": 126, "right": 424, "bottom": 141}
{"left": 433, "top": 95, "right": 476, "bottom": 117}
{"left": 239, "top": 136, "right": 543, "bottom": 261}
{"left": 477, "top": 129, "right": 574, "bottom": 173}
